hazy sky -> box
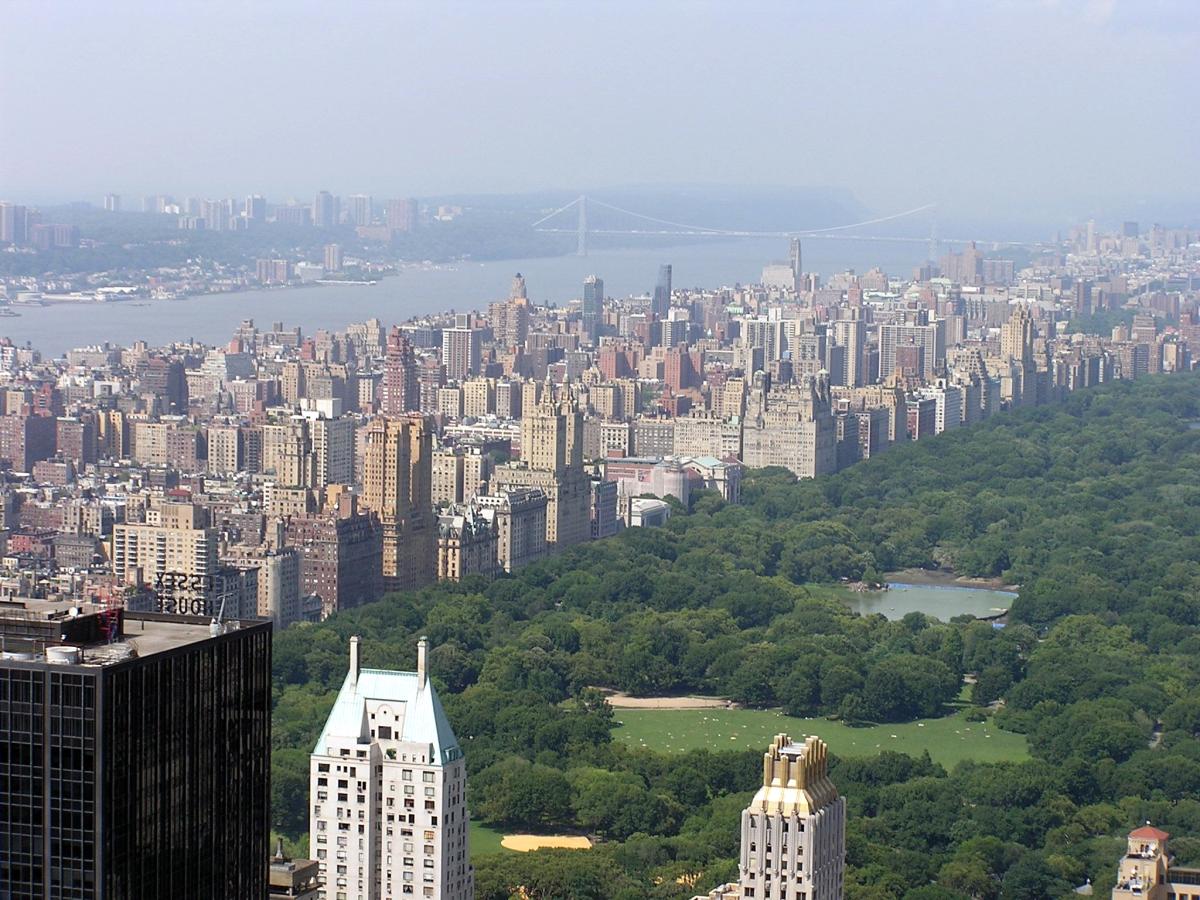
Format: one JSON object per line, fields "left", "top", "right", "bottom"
{"left": 1, "top": 0, "right": 1197, "bottom": 223}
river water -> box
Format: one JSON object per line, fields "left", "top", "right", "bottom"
{"left": 4, "top": 237, "right": 926, "bottom": 356}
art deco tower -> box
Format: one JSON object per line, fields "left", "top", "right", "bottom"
{"left": 360, "top": 416, "right": 435, "bottom": 592}
{"left": 693, "top": 733, "right": 846, "bottom": 900}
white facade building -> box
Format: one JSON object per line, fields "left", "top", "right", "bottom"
{"left": 310, "top": 637, "right": 472, "bottom": 900}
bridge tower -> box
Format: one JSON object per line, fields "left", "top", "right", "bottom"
{"left": 576, "top": 194, "right": 587, "bottom": 256}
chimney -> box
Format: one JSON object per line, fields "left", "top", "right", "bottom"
{"left": 349, "top": 635, "right": 361, "bottom": 686}
{"left": 417, "top": 636, "right": 428, "bottom": 688}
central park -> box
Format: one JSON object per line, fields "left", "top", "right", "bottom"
{"left": 271, "top": 373, "right": 1200, "bottom": 899}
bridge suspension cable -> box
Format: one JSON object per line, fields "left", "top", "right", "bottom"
{"left": 530, "top": 196, "right": 583, "bottom": 228}
{"left": 534, "top": 195, "right": 938, "bottom": 238}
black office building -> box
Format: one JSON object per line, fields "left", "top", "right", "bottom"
{"left": 0, "top": 603, "right": 272, "bottom": 899}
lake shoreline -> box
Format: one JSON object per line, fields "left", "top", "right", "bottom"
{"left": 886, "top": 567, "right": 1020, "bottom": 594}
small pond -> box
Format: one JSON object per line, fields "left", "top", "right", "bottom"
{"left": 844, "top": 580, "right": 1017, "bottom": 622}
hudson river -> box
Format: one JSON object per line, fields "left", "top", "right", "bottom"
{"left": 5, "top": 237, "right": 927, "bottom": 356}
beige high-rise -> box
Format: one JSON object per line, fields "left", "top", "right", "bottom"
{"left": 112, "top": 502, "right": 217, "bottom": 601}
{"left": 499, "top": 389, "right": 589, "bottom": 550}
{"left": 361, "top": 416, "right": 435, "bottom": 592}
{"left": 693, "top": 733, "right": 846, "bottom": 900}
{"left": 1000, "top": 304, "right": 1035, "bottom": 369}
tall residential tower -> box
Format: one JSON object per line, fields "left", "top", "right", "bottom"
{"left": 360, "top": 416, "right": 435, "bottom": 592}
{"left": 652, "top": 264, "right": 672, "bottom": 318}
{"left": 310, "top": 637, "right": 472, "bottom": 900}
{"left": 582, "top": 275, "right": 604, "bottom": 344}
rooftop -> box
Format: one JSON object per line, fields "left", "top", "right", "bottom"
{"left": 315, "top": 639, "right": 461, "bottom": 765}
{"left": 1130, "top": 825, "right": 1170, "bottom": 841}
{"left": 0, "top": 601, "right": 261, "bottom": 667}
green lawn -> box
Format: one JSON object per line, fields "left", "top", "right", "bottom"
{"left": 470, "top": 820, "right": 508, "bottom": 857}
{"left": 613, "top": 707, "right": 1028, "bottom": 767}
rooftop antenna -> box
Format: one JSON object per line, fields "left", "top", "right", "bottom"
{"left": 209, "top": 589, "right": 229, "bottom": 636}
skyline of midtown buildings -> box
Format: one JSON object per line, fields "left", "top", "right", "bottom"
{"left": 0, "top": 216, "right": 1191, "bottom": 637}
{"left": 1, "top": 2, "right": 1192, "bottom": 894}
{"left": 0, "top": 205, "right": 1190, "bottom": 898}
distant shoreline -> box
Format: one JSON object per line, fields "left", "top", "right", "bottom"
{"left": 886, "top": 567, "right": 1019, "bottom": 594}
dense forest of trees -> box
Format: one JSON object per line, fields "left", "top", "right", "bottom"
{"left": 273, "top": 372, "right": 1200, "bottom": 898}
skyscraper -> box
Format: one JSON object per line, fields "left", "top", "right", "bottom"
{"left": 360, "top": 416, "right": 435, "bottom": 592}
{"left": 313, "top": 190, "right": 336, "bottom": 228}
{"left": 309, "top": 415, "right": 355, "bottom": 487}
{"left": 386, "top": 198, "right": 419, "bottom": 232}
{"left": 831, "top": 317, "right": 865, "bottom": 387}
{"left": 383, "top": 327, "right": 420, "bottom": 414}
{"left": 940, "top": 242, "right": 983, "bottom": 286}
{"left": 122, "top": 508, "right": 255, "bottom": 608}
{"left": 493, "top": 389, "right": 590, "bottom": 550}
{"left": 741, "top": 375, "right": 838, "bottom": 478}
{"left": 691, "top": 733, "right": 846, "bottom": 900}
{"left": 652, "top": 264, "right": 672, "bottom": 317}
{"left": 0, "top": 602, "right": 272, "bottom": 899}
{"left": 0, "top": 202, "right": 30, "bottom": 244}
{"left": 245, "top": 194, "right": 267, "bottom": 220}
{"left": 489, "top": 293, "right": 529, "bottom": 352}
{"left": 789, "top": 237, "right": 802, "bottom": 284}
{"left": 879, "top": 321, "right": 944, "bottom": 383}
{"left": 348, "top": 193, "right": 372, "bottom": 226}
{"left": 201, "top": 198, "right": 226, "bottom": 232}
{"left": 309, "top": 637, "right": 472, "bottom": 900}
{"left": 582, "top": 275, "right": 604, "bottom": 344}
{"left": 441, "top": 327, "right": 481, "bottom": 381}
{"left": 1000, "top": 304, "right": 1035, "bottom": 369}
{"left": 103, "top": 193, "right": 121, "bottom": 213}
{"left": 323, "top": 243, "right": 343, "bottom": 273}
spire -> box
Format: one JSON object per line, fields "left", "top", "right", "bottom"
{"left": 417, "top": 636, "right": 428, "bottom": 689}
{"left": 349, "top": 635, "right": 361, "bottom": 686}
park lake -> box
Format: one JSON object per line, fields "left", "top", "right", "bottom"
{"left": 843, "top": 571, "right": 1017, "bottom": 621}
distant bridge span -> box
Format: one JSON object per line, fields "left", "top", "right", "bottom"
{"left": 532, "top": 195, "right": 1003, "bottom": 256}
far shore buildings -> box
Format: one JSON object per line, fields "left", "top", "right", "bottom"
{"left": 693, "top": 733, "right": 846, "bottom": 900}
{"left": 310, "top": 637, "right": 472, "bottom": 900}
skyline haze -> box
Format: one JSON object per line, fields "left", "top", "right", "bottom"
{"left": 2, "top": 0, "right": 1197, "bottom": 229}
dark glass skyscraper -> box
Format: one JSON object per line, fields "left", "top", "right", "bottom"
{"left": 582, "top": 275, "right": 603, "bottom": 344}
{"left": 0, "top": 603, "right": 272, "bottom": 899}
{"left": 652, "top": 264, "right": 672, "bottom": 318}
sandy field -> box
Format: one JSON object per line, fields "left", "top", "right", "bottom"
{"left": 603, "top": 692, "right": 733, "bottom": 710}
{"left": 501, "top": 834, "right": 593, "bottom": 852}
